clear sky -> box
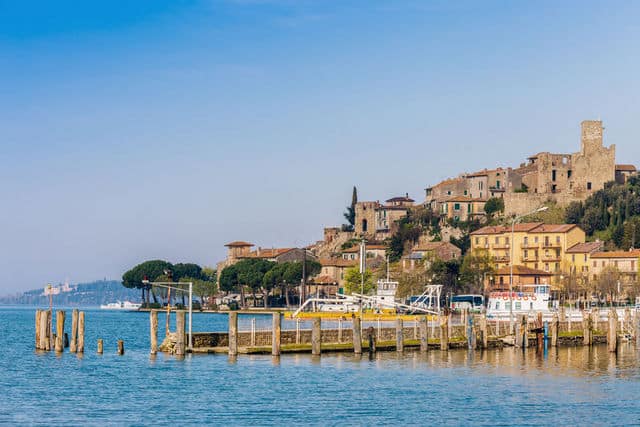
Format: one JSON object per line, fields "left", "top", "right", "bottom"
{"left": 2, "top": 0, "right": 639, "bottom": 293}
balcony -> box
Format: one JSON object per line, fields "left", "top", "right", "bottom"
{"left": 521, "top": 243, "right": 539, "bottom": 249}
{"left": 541, "top": 255, "right": 561, "bottom": 262}
{"left": 542, "top": 242, "right": 562, "bottom": 249}
{"left": 521, "top": 256, "right": 539, "bottom": 262}
{"left": 493, "top": 243, "right": 510, "bottom": 249}
{"left": 494, "top": 256, "right": 510, "bottom": 263}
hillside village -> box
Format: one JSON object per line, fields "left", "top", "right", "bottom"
{"left": 206, "top": 120, "right": 639, "bottom": 307}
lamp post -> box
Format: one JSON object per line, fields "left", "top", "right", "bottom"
{"left": 509, "top": 205, "right": 548, "bottom": 333}
{"left": 143, "top": 279, "right": 193, "bottom": 352}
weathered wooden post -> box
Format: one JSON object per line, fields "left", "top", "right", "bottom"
{"left": 480, "top": 314, "right": 488, "bottom": 350}
{"left": 312, "top": 317, "right": 321, "bottom": 356}
{"left": 396, "top": 318, "right": 404, "bottom": 352}
{"left": 551, "top": 313, "right": 559, "bottom": 347}
{"left": 515, "top": 321, "right": 522, "bottom": 348}
{"left": 440, "top": 313, "right": 449, "bottom": 351}
{"left": 419, "top": 316, "right": 428, "bottom": 352}
{"left": 55, "top": 310, "right": 65, "bottom": 353}
{"left": 117, "top": 340, "right": 125, "bottom": 355}
{"left": 467, "top": 314, "right": 474, "bottom": 350}
{"left": 338, "top": 317, "right": 343, "bottom": 344}
{"left": 39, "top": 310, "right": 48, "bottom": 350}
{"left": 70, "top": 309, "right": 78, "bottom": 353}
{"left": 536, "top": 312, "right": 543, "bottom": 353}
{"left": 35, "top": 310, "right": 41, "bottom": 350}
{"left": 150, "top": 310, "right": 158, "bottom": 355}
{"left": 97, "top": 339, "right": 103, "bottom": 354}
{"left": 175, "top": 310, "right": 186, "bottom": 356}
{"left": 77, "top": 311, "right": 85, "bottom": 353}
{"left": 608, "top": 310, "right": 618, "bottom": 353}
{"left": 367, "top": 326, "right": 377, "bottom": 353}
{"left": 582, "top": 310, "right": 591, "bottom": 346}
{"left": 353, "top": 316, "right": 362, "bottom": 354}
{"left": 228, "top": 312, "right": 238, "bottom": 356}
{"left": 47, "top": 310, "right": 54, "bottom": 351}
{"left": 272, "top": 313, "right": 281, "bottom": 356}
{"left": 636, "top": 314, "right": 640, "bottom": 350}
{"left": 521, "top": 315, "right": 528, "bottom": 348}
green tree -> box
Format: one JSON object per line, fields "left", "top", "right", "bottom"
{"left": 183, "top": 276, "right": 216, "bottom": 308}
{"left": 343, "top": 266, "right": 375, "bottom": 295}
{"left": 565, "top": 201, "right": 584, "bottom": 224}
{"left": 219, "top": 264, "right": 239, "bottom": 293}
{"left": 621, "top": 217, "right": 640, "bottom": 250}
{"left": 342, "top": 186, "right": 358, "bottom": 232}
{"left": 459, "top": 250, "right": 494, "bottom": 295}
{"left": 122, "top": 259, "right": 173, "bottom": 305}
{"left": 484, "top": 197, "right": 504, "bottom": 218}
{"left": 428, "top": 259, "right": 461, "bottom": 298}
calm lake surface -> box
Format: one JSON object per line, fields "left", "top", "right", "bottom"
{"left": 2, "top": 306, "right": 640, "bottom": 426}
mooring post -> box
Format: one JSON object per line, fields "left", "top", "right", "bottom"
{"left": 608, "top": 310, "right": 618, "bottom": 353}
{"left": 419, "top": 316, "right": 428, "bottom": 352}
{"left": 47, "top": 309, "right": 54, "bottom": 351}
{"left": 551, "top": 313, "right": 559, "bottom": 347}
{"left": 522, "top": 315, "right": 528, "bottom": 349}
{"left": 272, "top": 313, "right": 281, "bottom": 356}
{"left": 480, "top": 314, "right": 488, "bottom": 349}
{"left": 353, "top": 316, "right": 362, "bottom": 354}
{"left": 536, "top": 312, "right": 543, "bottom": 353}
{"left": 77, "top": 311, "right": 85, "bottom": 353}
{"left": 35, "top": 310, "right": 41, "bottom": 350}
{"left": 39, "top": 310, "right": 48, "bottom": 351}
{"left": 150, "top": 310, "right": 158, "bottom": 355}
{"left": 440, "top": 313, "right": 449, "bottom": 351}
{"left": 97, "top": 339, "right": 103, "bottom": 354}
{"left": 582, "top": 310, "right": 590, "bottom": 346}
{"left": 55, "top": 310, "right": 65, "bottom": 353}
{"left": 635, "top": 314, "right": 640, "bottom": 349}
{"left": 175, "top": 310, "right": 186, "bottom": 356}
{"left": 338, "top": 317, "right": 343, "bottom": 344}
{"left": 312, "top": 317, "right": 321, "bottom": 356}
{"left": 395, "top": 318, "right": 404, "bottom": 352}
{"left": 467, "top": 314, "right": 473, "bottom": 350}
{"left": 367, "top": 326, "right": 377, "bottom": 353}
{"left": 515, "top": 322, "right": 521, "bottom": 348}
{"left": 117, "top": 340, "right": 125, "bottom": 355}
{"left": 228, "top": 312, "right": 238, "bottom": 356}
{"left": 70, "top": 309, "right": 78, "bottom": 353}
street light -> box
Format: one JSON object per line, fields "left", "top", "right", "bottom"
{"left": 509, "top": 205, "right": 549, "bottom": 333}
{"left": 143, "top": 279, "right": 193, "bottom": 353}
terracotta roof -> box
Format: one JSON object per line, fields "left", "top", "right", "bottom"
{"left": 471, "top": 222, "right": 543, "bottom": 235}
{"left": 446, "top": 196, "right": 487, "bottom": 203}
{"left": 319, "top": 258, "right": 358, "bottom": 267}
{"left": 225, "top": 241, "right": 253, "bottom": 247}
{"left": 493, "top": 265, "right": 553, "bottom": 276}
{"left": 377, "top": 205, "right": 412, "bottom": 211}
{"left": 530, "top": 224, "right": 579, "bottom": 233}
{"left": 591, "top": 250, "right": 640, "bottom": 259}
{"left": 238, "top": 248, "right": 293, "bottom": 259}
{"left": 386, "top": 196, "right": 414, "bottom": 203}
{"left": 566, "top": 241, "right": 603, "bottom": 254}
{"left": 342, "top": 244, "right": 387, "bottom": 253}
{"left": 413, "top": 242, "right": 452, "bottom": 251}
{"left": 310, "top": 275, "right": 339, "bottom": 284}
{"left": 616, "top": 164, "right": 637, "bottom": 171}
{"left": 428, "top": 177, "right": 464, "bottom": 189}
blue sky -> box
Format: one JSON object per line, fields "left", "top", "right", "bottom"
{"left": 1, "top": 0, "right": 639, "bottom": 292}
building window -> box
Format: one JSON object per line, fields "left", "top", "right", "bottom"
{"left": 515, "top": 302, "right": 521, "bottom": 310}
{"left": 464, "top": 190, "right": 468, "bottom": 195}
{"left": 475, "top": 237, "right": 479, "bottom": 245}
{"left": 568, "top": 170, "right": 572, "bottom": 178}
{"left": 454, "top": 203, "right": 460, "bottom": 210}
{"left": 447, "top": 190, "right": 452, "bottom": 195}
{"left": 454, "top": 215, "right": 459, "bottom": 221}
{"left": 556, "top": 236, "right": 561, "bottom": 244}
{"left": 572, "top": 254, "right": 575, "bottom": 262}
{"left": 534, "top": 237, "right": 539, "bottom": 244}
{"left": 545, "top": 263, "right": 549, "bottom": 272}
{"left": 496, "top": 180, "right": 501, "bottom": 189}
{"left": 506, "top": 237, "right": 510, "bottom": 245}
{"left": 555, "top": 263, "right": 560, "bottom": 272}
{"left": 524, "top": 249, "right": 528, "bottom": 258}
{"left": 584, "top": 254, "right": 587, "bottom": 262}
{"left": 587, "top": 182, "right": 592, "bottom": 190}
{"left": 468, "top": 203, "right": 472, "bottom": 213}
{"left": 552, "top": 170, "right": 556, "bottom": 181}
{"left": 593, "top": 261, "right": 596, "bottom": 267}
{"left": 524, "top": 236, "right": 528, "bottom": 245}
{"left": 362, "top": 219, "right": 368, "bottom": 232}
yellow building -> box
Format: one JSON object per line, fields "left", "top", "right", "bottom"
{"left": 470, "top": 223, "right": 586, "bottom": 281}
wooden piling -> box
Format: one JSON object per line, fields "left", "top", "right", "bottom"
{"left": 440, "top": 313, "right": 449, "bottom": 351}
{"left": 97, "top": 339, "right": 103, "bottom": 354}
{"left": 367, "top": 326, "right": 377, "bottom": 353}
{"left": 466, "top": 315, "right": 474, "bottom": 350}
{"left": 480, "top": 314, "right": 488, "bottom": 350}
{"left": 419, "top": 316, "right": 428, "bottom": 352}
{"left": 636, "top": 315, "right": 640, "bottom": 350}
{"left": 70, "top": 309, "right": 78, "bottom": 353}
{"left": 77, "top": 311, "right": 85, "bottom": 353}
{"left": 521, "top": 315, "right": 528, "bottom": 348}
{"left": 175, "top": 310, "right": 186, "bottom": 356}
{"left": 39, "top": 310, "right": 48, "bottom": 350}
{"left": 536, "top": 312, "right": 543, "bottom": 353}
{"left": 551, "top": 313, "right": 559, "bottom": 347}
{"left": 117, "top": 340, "right": 125, "bottom": 355}
{"left": 396, "top": 318, "right": 404, "bottom": 352}
{"left": 150, "top": 310, "right": 158, "bottom": 355}
{"left": 353, "top": 316, "right": 362, "bottom": 354}
{"left": 582, "top": 310, "right": 592, "bottom": 346}
{"left": 55, "top": 310, "right": 65, "bottom": 353}
{"left": 608, "top": 310, "right": 618, "bottom": 353}
{"left": 47, "top": 309, "right": 53, "bottom": 351}
{"left": 272, "top": 313, "right": 281, "bottom": 356}
{"left": 515, "top": 322, "right": 521, "bottom": 348}
{"left": 228, "top": 312, "right": 238, "bottom": 356}
{"left": 312, "top": 317, "right": 321, "bottom": 356}
{"left": 35, "top": 310, "right": 41, "bottom": 349}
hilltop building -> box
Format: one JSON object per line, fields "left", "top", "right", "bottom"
{"left": 354, "top": 195, "right": 414, "bottom": 240}
{"left": 425, "top": 120, "right": 630, "bottom": 217}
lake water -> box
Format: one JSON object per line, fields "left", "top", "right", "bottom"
{"left": 2, "top": 306, "right": 640, "bottom": 426}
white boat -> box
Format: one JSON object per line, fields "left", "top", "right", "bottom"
{"left": 486, "top": 285, "right": 551, "bottom": 319}
{"left": 100, "top": 301, "right": 141, "bottom": 311}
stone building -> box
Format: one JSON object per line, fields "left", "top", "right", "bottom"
{"left": 615, "top": 164, "right": 637, "bottom": 184}
{"left": 425, "top": 120, "right": 627, "bottom": 217}
{"left": 402, "top": 241, "right": 461, "bottom": 271}
{"left": 590, "top": 250, "right": 640, "bottom": 287}
{"left": 354, "top": 195, "right": 414, "bottom": 240}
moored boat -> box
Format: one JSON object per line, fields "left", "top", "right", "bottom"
{"left": 99, "top": 301, "right": 141, "bottom": 311}
{"left": 486, "top": 284, "right": 551, "bottom": 319}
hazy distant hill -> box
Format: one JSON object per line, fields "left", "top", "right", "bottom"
{"left": 0, "top": 280, "right": 139, "bottom": 306}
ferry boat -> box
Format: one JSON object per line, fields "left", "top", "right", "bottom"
{"left": 99, "top": 301, "right": 142, "bottom": 311}
{"left": 486, "top": 284, "right": 551, "bottom": 319}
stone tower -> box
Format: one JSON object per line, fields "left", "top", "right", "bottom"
{"left": 580, "top": 120, "right": 604, "bottom": 155}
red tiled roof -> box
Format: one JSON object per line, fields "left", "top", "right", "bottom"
{"left": 385, "top": 196, "right": 414, "bottom": 203}
{"left": 225, "top": 241, "right": 254, "bottom": 247}
{"left": 320, "top": 258, "right": 358, "bottom": 267}
{"left": 342, "top": 244, "right": 386, "bottom": 253}
{"left": 591, "top": 250, "right": 640, "bottom": 259}
{"left": 310, "top": 275, "right": 339, "bottom": 284}
{"left": 493, "top": 265, "right": 553, "bottom": 276}
{"left": 616, "top": 164, "right": 637, "bottom": 171}
{"left": 566, "top": 241, "right": 603, "bottom": 254}
{"left": 531, "top": 224, "right": 579, "bottom": 233}
{"left": 471, "top": 222, "right": 543, "bottom": 235}
{"left": 238, "top": 248, "right": 293, "bottom": 259}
